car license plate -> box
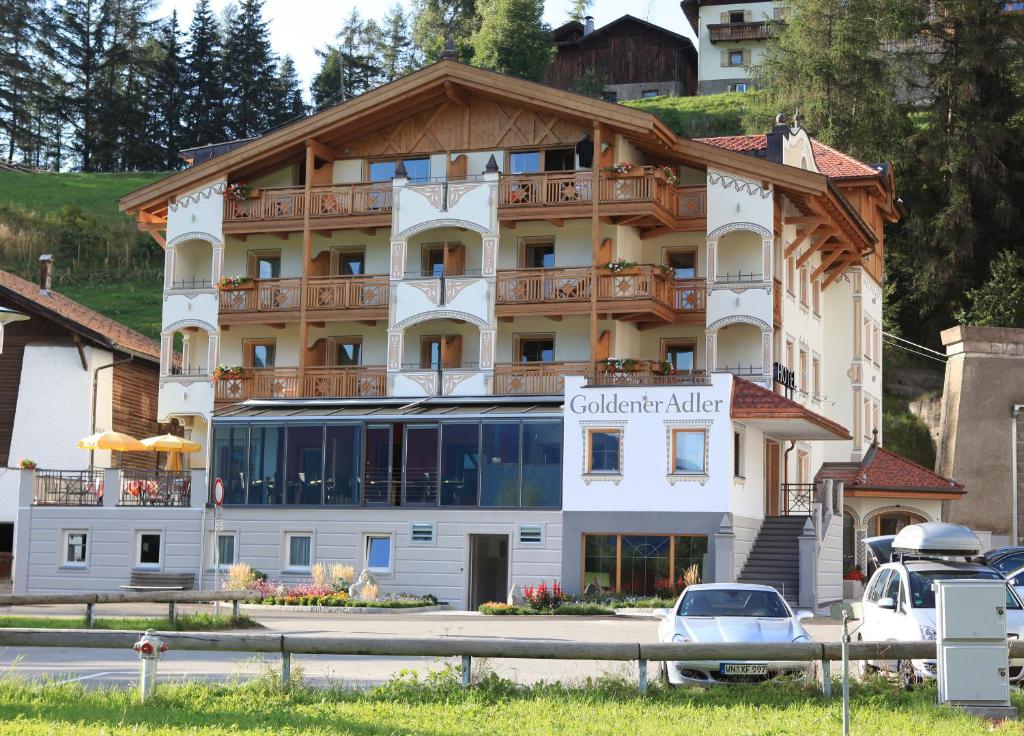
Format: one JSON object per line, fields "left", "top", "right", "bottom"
{"left": 721, "top": 663, "right": 768, "bottom": 676}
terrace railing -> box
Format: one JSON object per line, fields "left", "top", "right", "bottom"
{"left": 223, "top": 183, "right": 393, "bottom": 223}
{"left": 32, "top": 469, "right": 104, "bottom": 506}
{"left": 305, "top": 275, "right": 389, "bottom": 312}
{"left": 493, "top": 362, "right": 591, "bottom": 395}
{"left": 119, "top": 470, "right": 192, "bottom": 507}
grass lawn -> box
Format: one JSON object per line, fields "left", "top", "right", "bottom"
{"left": 0, "top": 170, "right": 167, "bottom": 215}
{"left": 0, "top": 613, "right": 259, "bottom": 631}
{"left": 624, "top": 92, "right": 757, "bottom": 139}
{"left": 0, "top": 672, "right": 1021, "bottom": 735}
{"left": 59, "top": 277, "right": 164, "bottom": 340}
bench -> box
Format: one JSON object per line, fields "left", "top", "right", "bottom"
{"left": 120, "top": 571, "right": 195, "bottom": 592}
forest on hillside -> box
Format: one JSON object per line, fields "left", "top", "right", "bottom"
{"left": 1, "top": 0, "right": 1023, "bottom": 346}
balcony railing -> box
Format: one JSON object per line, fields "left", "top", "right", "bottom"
{"left": 591, "top": 364, "right": 710, "bottom": 387}
{"left": 33, "top": 469, "right": 104, "bottom": 506}
{"left": 493, "top": 362, "right": 591, "bottom": 395}
{"left": 223, "top": 183, "right": 393, "bottom": 223}
{"left": 119, "top": 470, "right": 192, "bottom": 507}
{"left": 214, "top": 366, "right": 387, "bottom": 402}
{"left": 781, "top": 483, "right": 815, "bottom": 515}
{"left": 708, "top": 20, "right": 783, "bottom": 43}
{"left": 219, "top": 275, "right": 389, "bottom": 316}
{"left": 496, "top": 266, "right": 706, "bottom": 316}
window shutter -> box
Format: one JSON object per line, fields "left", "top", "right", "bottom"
{"left": 720, "top": 11, "right": 729, "bottom": 23}
{"left": 743, "top": 50, "right": 751, "bottom": 66}
{"left": 744, "top": 9, "right": 752, "bottom": 21}
{"left": 721, "top": 50, "right": 729, "bottom": 67}
{"left": 442, "top": 334, "right": 462, "bottom": 368}
{"left": 306, "top": 338, "right": 326, "bottom": 367}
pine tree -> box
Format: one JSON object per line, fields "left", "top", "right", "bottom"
{"left": 0, "top": 0, "right": 46, "bottom": 163}
{"left": 268, "top": 55, "right": 306, "bottom": 128}
{"left": 411, "top": 0, "right": 481, "bottom": 63}
{"left": 146, "top": 10, "right": 186, "bottom": 168}
{"left": 222, "top": 0, "right": 277, "bottom": 138}
{"left": 381, "top": 3, "right": 415, "bottom": 81}
{"left": 105, "top": 0, "right": 156, "bottom": 170}
{"left": 311, "top": 46, "right": 344, "bottom": 109}
{"left": 470, "top": 0, "right": 554, "bottom": 81}
{"left": 184, "top": 0, "right": 226, "bottom": 147}
{"left": 568, "top": 0, "right": 590, "bottom": 23}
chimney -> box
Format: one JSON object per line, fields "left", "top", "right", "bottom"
{"left": 583, "top": 15, "right": 595, "bottom": 35}
{"left": 764, "top": 112, "right": 791, "bottom": 164}
{"left": 442, "top": 35, "right": 457, "bottom": 61}
{"left": 38, "top": 254, "right": 53, "bottom": 295}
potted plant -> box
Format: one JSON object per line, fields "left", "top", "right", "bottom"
{"left": 656, "top": 164, "right": 679, "bottom": 185}
{"left": 605, "top": 257, "right": 637, "bottom": 273}
{"left": 19, "top": 459, "right": 37, "bottom": 470}
{"left": 222, "top": 183, "right": 251, "bottom": 201}
{"left": 600, "top": 161, "right": 635, "bottom": 177}
{"left": 843, "top": 567, "right": 864, "bottom": 599}
{"left": 652, "top": 360, "right": 674, "bottom": 375}
{"left": 217, "top": 276, "right": 254, "bottom": 291}
{"left": 212, "top": 364, "right": 246, "bottom": 382}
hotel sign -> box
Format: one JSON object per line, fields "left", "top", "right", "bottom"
{"left": 773, "top": 362, "right": 796, "bottom": 399}
{"left": 568, "top": 391, "right": 724, "bottom": 416}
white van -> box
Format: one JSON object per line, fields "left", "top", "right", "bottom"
{"left": 859, "top": 522, "right": 1024, "bottom": 687}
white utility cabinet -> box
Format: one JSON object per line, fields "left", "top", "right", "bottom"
{"left": 935, "top": 579, "right": 1010, "bottom": 707}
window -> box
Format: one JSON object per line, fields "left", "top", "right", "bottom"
{"left": 601, "top": 90, "right": 618, "bottom": 103}
{"left": 248, "top": 425, "right": 284, "bottom": 504}
{"left": 799, "top": 349, "right": 808, "bottom": 393}
{"left": 515, "top": 334, "right": 554, "bottom": 363}
{"left": 797, "top": 450, "right": 810, "bottom": 483}
{"left": 583, "top": 534, "right": 708, "bottom": 595}
{"left": 369, "top": 157, "right": 430, "bottom": 182}
{"left": 863, "top": 318, "right": 872, "bottom": 360}
{"left": 729, "top": 10, "right": 745, "bottom": 22}
{"left": 786, "top": 256, "right": 796, "bottom": 295}
{"left": 728, "top": 83, "right": 749, "bottom": 93}
{"left": 285, "top": 425, "right": 324, "bottom": 505}
{"left": 212, "top": 533, "right": 236, "bottom": 569}
{"left": 243, "top": 339, "right": 276, "bottom": 369}
{"left": 422, "top": 244, "right": 446, "bottom": 277}
{"left": 812, "top": 356, "right": 821, "bottom": 398}
{"left": 863, "top": 398, "right": 872, "bottom": 441}
{"left": 520, "top": 238, "right": 555, "bottom": 269}
{"left": 785, "top": 339, "right": 795, "bottom": 371}
{"left": 873, "top": 401, "right": 881, "bottom": 441}
{"left": 330, "top": 337, "right": 362, "bottom": 366}
{"left": 544, "top": 148, "right": 575, "bottom": 171}
{"left": 211, "top": 424, "right": 247, "bottom": 505}
{"left": 662, "top": 341, "right": 695, "bottom": 372}
{"left": 440, "top": 423, "right": 480, "bottom": 506}
{"left": 873, "top": 324, "right": 881, "bottom": 366}
{"left": 866, "top": 569, "right": 892, "bottom": 602}
{"left": 136, "top": 531, "right": 162, "bottom": 568}
{"left": 641, "top": 90, "right": 659, "bottom": 99}
{"left": 728, "top": 50, "right": 745, "bottom": 66}
{"left": 247, "top": 251, "right": 281, "bottom": 280}
{"left": 286, "top": 533, "right": 312, "bottom": 570}
{"left": 64, "top": 530, "right": 87, "bottom": 567}
{"left": 733, "top": 429, "right": 744, "bottom": 478}
{"left": 671, "top": 428, "right": 707, "bottom": 475}
{"left": 812, "top": 279, "right": 821, "bottom": 316}
{"left": 521, "top": 421, "right": 562, "bottom": 507}
{"left": 799, "top": 266, "right": 809, "bottom": 307}
{"left": 509, "top": 148, "right": 575, "bottom": 174}
{"left": 665, "top": 249, "right": 696, "bottom": 279}
{"left": 333, "top": 248, "right": 365, "bottom": 276}
{"left": 587, "top": 428, "right": 622, "bottom": 474}
{"left": 420, "top": 335, "right": 443, "bottom": 369}
{"left": 365, "top": 535, "right": 393, "bottom": 572}
{"left": 325, "top": 424, "right": 362, "bottom": 505}
{"left": 843, "top": 512, "right": 855, "bottom": 570}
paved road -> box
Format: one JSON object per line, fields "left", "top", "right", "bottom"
{"left": 0, "top": 604, "right": 843, "bottom": 688}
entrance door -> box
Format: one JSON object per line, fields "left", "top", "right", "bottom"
{"left": 764, "top": 439, "right": 781, "bottom": 516}
{"left": 468, "top": 534, "right": 509, "bottom": 609}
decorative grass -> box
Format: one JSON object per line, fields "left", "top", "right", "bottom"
{"left": 0, "top": 613, "right": 260, "bottom": 631}
{"left": 0, "top": 669, "right": 1020, "bottom": 735}
{"left": 256, "top": 595, "right": 438, "bottom": 608}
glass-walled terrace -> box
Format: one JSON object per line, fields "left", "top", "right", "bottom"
{"left": 210, "top": 419, "right": 562, "bottom": 509}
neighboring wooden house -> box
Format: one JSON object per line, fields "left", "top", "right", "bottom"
{"left": 0, "top": 258, "right": 161, "bottom": 577}
{"left": 544, "top": 15, "right": 698, "bottom": 101}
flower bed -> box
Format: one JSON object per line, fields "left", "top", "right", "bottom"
{"left": 478, "top": 602, "right": 614, "bottom": 616}
{"left": 256, "top": 593, "right": 438, "bottom": 609}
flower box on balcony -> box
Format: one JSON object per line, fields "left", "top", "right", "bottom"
{"left": 212, "top": 365, "right": 247, "bottom": 382}
{"left": 217, "top": 276, "right": 255, "bottom": 291}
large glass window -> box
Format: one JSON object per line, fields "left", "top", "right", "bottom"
{"left": 325, "top": 424, "right": 361, "bottom": 505}
{"left": 440, "top": 423, "right": 479, "bottom": 506}
{"left": 285, "top": 426, "right": 324, "bottom": 505}
{"left": 663, "top": 341, "right": 695, "bottom": 372}
{"left": 673, "top": 536, "right": 709, "bottom": 585}
{"left": 583, "top": 535, "right": 617, "bottom": 593}
{"left": 363, "top": 425, "right": 393, "bottom": 505}
{"left": 404, "top": 425, "right": 439, "bottom": 504}
{"left": 665, "top": 250, "right": 696, "bottom": 279}
{"left": 621, "top": 535, "right": 670, "bottom": 596}
{"left": 583, "top": 534, "right": 709, "bottom": 596}
{"left": 211, "top": 425, "right": 247, "bottom": 504}
{"left": 516, "top": 335, "right": 554, "bottom": 363}
{"left": 522, "top": 421, "right": 561, "bottom": 507}
{"left": 481, "top": 422, "right": 520, "bottom": 506}
{"left": 369, "top": 157, "right": 430, "bottom": 182}
{"left": 248, "top": 425, "right": 284, "bottom": 504}
{"left": 509, "top": 150, "right": 542, "bottom": 174}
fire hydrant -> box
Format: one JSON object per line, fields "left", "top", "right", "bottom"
{"left": 133, "top": 629, "right": 168, "bottom": 702}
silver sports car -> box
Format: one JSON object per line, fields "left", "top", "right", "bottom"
{"left": 655, "top": 583, "right": 815, "bottom": 685}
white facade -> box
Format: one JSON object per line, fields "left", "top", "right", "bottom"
{"left": 694, "top": 1, "right": 785, "bottom": 95}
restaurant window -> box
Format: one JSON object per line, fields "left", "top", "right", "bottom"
{"left": 330, "top": 337, "right": 362, "bottom": 366}
{"left": 586, "top": 428, "right": 621, "bottom": 474}
{"left": 369, "top": 157, "right": 430, "bottom": 182}
{"left": 285, "top": 533, "right": 312, "bottom": 571}
{"left": 662, "top": 340, "right": 695, "bottom": 372}
{"left": 285, "top": 425, "right": 324, "bottom": 505}
{"left": 404, "top": 424, "right": 439, "bottom": 504}
{"left": 664, "top": 249, "right": 696, "bottom": 279}
{"left": 247, "top": 250, "right": 281, "bottom": 280}
{"left": 520, "top": 238, "right": 555, "bottom": 269}
{"left": 440, "top": 423, "right": 480, "bottom": 506}
{"left": 521, "top": 421, "right": 561, "bottom": 507}
{"left": 363, "top": 425, "right": 393, "bottom": 505}
{"left": 135, "top": 531, "right": 162, "bottom": 568}
{"left": 584, "top": 534, "right": 709, "bottom": 596}
{"left": 481, "top": 421, "right": 520, "bottom": 507}
{"left": 333, "top": 247, "right": 365, "bottom": 276}
{"left": 64, "top": 530, "right": 88, "bottom": 567}
{"left": 248, "top": 425, "right": 284, "bottom": 504}
{"left": 325, "top": 424, "right": 362, "bottom": 505}
{"left": 515, "top": 334, "right": 554, "bottom": 363}
{"left": 671, "top": 428, "right": 707, "bottom": 475}
{"left": 243, "top": 339, "right": 276, "bottom": 369}
{"left": 211, "top": 425, "right": 247, "bottom": 504}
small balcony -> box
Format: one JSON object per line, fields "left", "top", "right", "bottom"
{"left": 119, "top": 470, "right": 192, "bottom": 507}
{"left": 218, "top": 275, "right": 390, "bottom": 324}
{"left": 222, "top": 183, "right": 393, "bottom": 233}
{"left": 496, "top": 266, "right": 706, "bottom": 324}
{"left": 708, "top": 20, "right": 783, "bottom": 43}
{"left": 590, "top": 362, "right": 710, "bottom": 388}
{"left": 493, "top": 361, "right": 591, "bottom": 395}
{"left": 214, "top": 366, "right": 388, "bottom": 403}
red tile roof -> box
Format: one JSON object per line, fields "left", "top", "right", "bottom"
{"left": 697, "top": 134, "right": 882, "bottom": 180}
{"left": 0, "top": 269, "right": 160, "bottom": 362}
{"left": 817, "top": 445, "right": 964, "bottom": 493}
{"left": 730, "top": 377, "right": 852, "bottom": 440}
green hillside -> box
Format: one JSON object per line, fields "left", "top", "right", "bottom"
{"left": 624, "top": 92, "right": 756, "bottom": 139}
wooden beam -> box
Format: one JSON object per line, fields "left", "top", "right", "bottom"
{"left": 546, "top": 219, "right": 564, "bottom": 228}
{"left": 305, "top": 137, "right": 334, "bottom": 165}
{"left": 444, "top": 81, "right": 469, "bottom": 107}
{"left": 144, "top": 229, "right": 166, "bottom": 248}
{"left": 641, "top": 226, "right": 674, "bottom": 240}
{"left": 784, "top": 222, "right": 822, "bottom": 258}
{"left": 268, "top": 322, "right": 286, "bottom": 330}
{"left": 823, "top": 256, "right": 855, "bottom": 289}
{"left": 590, "top": 122, "right": 602, "bottom": 366}
{"left": 795, "top": 231, "right": 836, "bottom": 268}
{"left": 298, "top": 143, "right": 315, "bottom": 385}
{"left": 788, "top": 216, "right": 824, "bottom": 226}
{"left": 546, "top": 315, "right": 562, "bottom": 322}
{"left": 359, "top": 227, "right": 377, "bottom": 236}
{"left": 358, "top": 320, "right": 378, "bottom": 326}
{"left": 273, "top": 232, "right": 290, "bottom": 241}
{"left": 138, "top": 211, "right": 167, "bottom": 225}
{"left": 811, "top": 248, "right": 846, "bottom": 280}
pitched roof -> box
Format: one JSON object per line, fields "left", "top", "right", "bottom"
{"left": 558, "top": 14, "right": 697, "bottom": 50}
{"left": 817, "top": 444, "right": 964, "bottom": 493}
{"left": 697, "top": 134, "right": 883, "bottom": 180}
{"left": 730, "top": 377, "right": 852, "bottom": 440}
{"left": 0, "top": 270, "right": 160, "bottom": 362}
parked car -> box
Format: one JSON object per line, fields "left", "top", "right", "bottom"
{"left": 655, "top": 583, "right": 815, "bottom": 686}
{"left": 859, "top": 522, "right": 1024, "bottom": 687}
{"left": 984, "top": 546, "right": 1024, "bottom": 576}
{"left": 1002, "top": 563, "right": 1024, "bottom": 604}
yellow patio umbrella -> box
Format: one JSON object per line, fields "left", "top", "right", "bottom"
{"left": 77, "top": 430, "right": 147, "bottom": 453}
{"left": 139, "top": 434, "right": 202, "bottom": 471}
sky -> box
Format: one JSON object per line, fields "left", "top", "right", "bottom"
{"left": 155, "top": 0, "right": 697, "bottom": 91}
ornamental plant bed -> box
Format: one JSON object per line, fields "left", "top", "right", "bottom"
{"left": 478, "top": 602, "right": 615, "bottom": 616}
{"left": 252, "top": 595, "right": 440, "bottom": 609}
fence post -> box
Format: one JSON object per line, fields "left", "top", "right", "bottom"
{"left": 168, "top": 601, "right": 176, "bottom": 625}
{"left": 461, "top": 654, "right": 471, "bottom": 687}
{"left": 232, "top": 599, "right": 240, "bottom": 623}
{"left": 821, "top": 656, "right": 832, "bottom": 697}
{"left": 281, "top": 650, "right": 291, "bottom": 691}
{"left": 85, "top": 602, "right": 95, "bottom": 628}
{"left": 638, "top": 659, "right": 648, "bottom": 693}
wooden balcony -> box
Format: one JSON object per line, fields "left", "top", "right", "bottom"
{"left": 498, "top": 169, "right": 706, "bottom": 230}
{"left": 493, "top": 361, "right": 591, "bottom": 395}
{"left": 222, "top": 183, "right": 393, "bottom": 234}
{"left": 218, "top": 275, "right": 389, "bottom": 325}
{"left": 214, "top": 366, "right": 387, "bottom": 404}
{"left": 707, "top": 20, "right": 783, "bottom": 43}
{"left": 495, "top": 265, "right": 706, "bottom": 325}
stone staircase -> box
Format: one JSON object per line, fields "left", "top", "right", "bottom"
{"left": 736, "top": 516, "right": 807, "bottom": 607}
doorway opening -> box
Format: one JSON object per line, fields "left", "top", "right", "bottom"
{"left": 468, "top": 534, "right": 508, "bottom": 609}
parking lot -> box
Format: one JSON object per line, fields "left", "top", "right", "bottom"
{"left": 0, "top": 604, "right": 845, "bottom": 688}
